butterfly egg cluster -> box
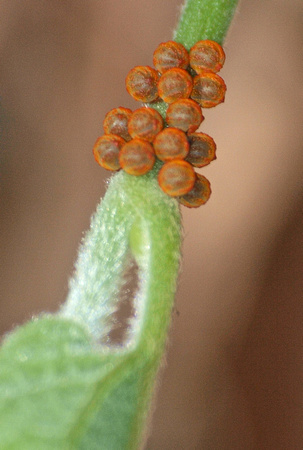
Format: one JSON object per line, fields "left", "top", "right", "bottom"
{"left": 93, "top": 40, "right": 226, "bottom": 208}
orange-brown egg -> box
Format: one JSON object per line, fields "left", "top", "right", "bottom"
{"left": 166, "top": 98, "right": 203, "bottom": 133}
{"left": 103, "top": 107, "right": 132, "bottom": 141}
{"left": 158, "top": 68, "right": 193, "bottom": 104}
{"left": 119, "top": 138, "right": 155, "bottom": 175}
{"left": 153, "top": 41, "right": 189, "bottom": 73}
{"left": 179, "top": 173, "right": 211, "bottom": 207}
{"left": 158, "top": 159, "right": 195, "bottom": 197}
{"left": 191, "top": 72, "right": 226, "bottom": 108}
{"left": 126, "top": 66, "right": 159, "bottom": 102}
{"left": 128, "top": 107, "right": 163, "bottom": 142}
{"left": 153, "top": 128, "right": 189, "bottom": 162}
{"left": 93, "top": 134, "right": 125, "bottom": 171}
{"left": 189, "top": 40, "right": 225, "bottom": 74}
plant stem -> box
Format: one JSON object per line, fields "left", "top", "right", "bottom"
{"left": 61, "top": 166, "right": 181, "bottom": 346}
{"left": 61, "top": 0, "right": 239, "bottom": 445}
{"left": 174, "top": 0, "right": 239, "bottom": 48}
{"left": 62, "top": 0, "right": 239, "bottom": 378}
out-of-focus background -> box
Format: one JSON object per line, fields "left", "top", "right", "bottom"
{"left": 1, "top": 0, "right": 302, "bottom": 448}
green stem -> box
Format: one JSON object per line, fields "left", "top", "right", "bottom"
{"left": 174, "top": 0, "right": 239, "bottom": 48}
{"left": 61, "top": 166, "right": 181, "bottom": 347}
{"left": 61, "top": 0, "right": 239, "bottom": 445}
{"left": 61, "top": 167, "right": 182, "bottom": 447}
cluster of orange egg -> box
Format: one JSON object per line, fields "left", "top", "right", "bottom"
{"left": 93, "top": 40, "right": 226, "bottom": 208}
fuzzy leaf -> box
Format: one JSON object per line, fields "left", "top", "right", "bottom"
{"left": 0, "top": 169, "right": 181, "bottom": 449}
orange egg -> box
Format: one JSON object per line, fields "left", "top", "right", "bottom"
{"left": 153, "top": 41, "right": 189, "bottom": 73}
{"left": 166, "top": 98, "right": 204, "bottom": 133}
{"left": 153, "top": 128, "right": 189, "bottom": 161}
{"left": 158, "top": 68, "right": 193, "bottom": 104}
{"left": 125, "top": 66, "right": 159, "bottom": 102}
{"left": 93, "top": 134, "right": 125, "bottom": 171}
{"left": 179, "top": 173, "right": 211, "bottom": 207}
{"left": 158, "top": 159, "right": 195, "bottom": 197}
{"left": 103, "top": 107, "right": 132, "bottom": 141}
{"left": 186, "top": 132, "right": 216, "bottom": 167}
{"left": 128, "top": 107, "right": 163, "bottom": 142}
{"left": 189, "top": 40, "right": 225, "bottom": 74}
{"left": 119, "top": 138, "right": 155, "bottom": 175}
{"left": 191, "top": 72, "right": 226, "bottom": 108}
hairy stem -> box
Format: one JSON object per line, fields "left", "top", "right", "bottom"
{"left": 175, "top": 0, "right": 239, "bottom": 48}
{"left": 62, "top": 0, "right": 239, "bottom": 359}
{"left": 61, "top": 167, "right": 181, "bottom": 347}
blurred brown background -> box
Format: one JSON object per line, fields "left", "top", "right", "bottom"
{"left": 1, "top": 0, "right": 303, "bottom": 448}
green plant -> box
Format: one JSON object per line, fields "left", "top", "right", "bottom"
{"left": 0, "top": 0, "right": 238, "bottom": 448}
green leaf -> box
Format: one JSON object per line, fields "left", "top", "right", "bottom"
{"left": 0, "top": 169, "right": 181, "bottom": 449}
{"left": 0, "top": 317, "right": 117, "bottom": 448}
